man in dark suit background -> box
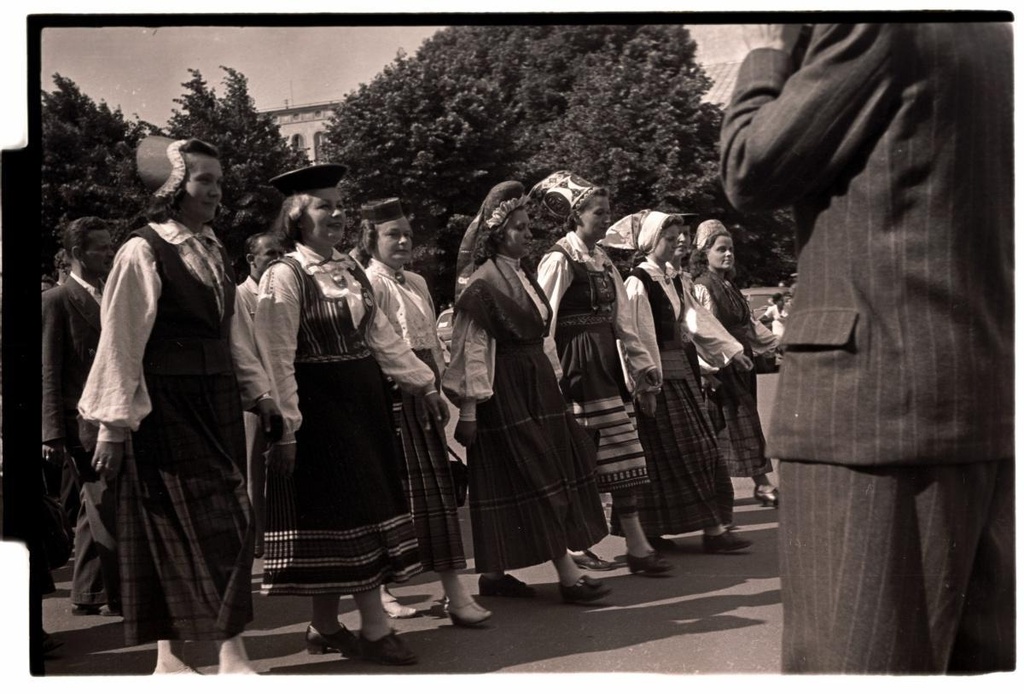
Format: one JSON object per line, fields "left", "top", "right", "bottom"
{"left": 42, "top": 216, "right": 120, "bottom": 616}
{"left": 719, "top": 23, "right": 1013, "bottom": 673}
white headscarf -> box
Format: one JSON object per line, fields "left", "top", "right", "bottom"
{"left": 602, "top": 210, "right": 673, "bottom": 256}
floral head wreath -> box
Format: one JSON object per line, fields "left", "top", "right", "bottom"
{"left": 484, "top": 194, "right": 530, "bottom": 230}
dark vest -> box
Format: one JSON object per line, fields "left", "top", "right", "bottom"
{"left": 632, "top": 267, "right": 701, "bottom": 380}
{"left": 133, "top": 225, "right": 236, "bottom": 376}
{"left": 546, "top": 244, "right": 617, "bottom": 321}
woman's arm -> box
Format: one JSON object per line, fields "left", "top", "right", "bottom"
{"left": 254, "top": 262, "right": 303, "bottom": 443}
{"left": 77, "top": 237, "right": 161, "bottom": 442}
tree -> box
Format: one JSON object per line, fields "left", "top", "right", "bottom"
{"left": 40, "top": 74, "right": 155, "bottom": 272}
{"left": 165, "top": 67, "right": 309, "bottom": 276}
{"left": 324, "top": 25, "right": 795, "bottom": 305}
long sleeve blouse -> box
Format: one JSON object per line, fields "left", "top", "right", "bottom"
{"left": 254, "top": 243, "right": 435, "bottom": 440}
{"left": 363, "top": 258, "right": 446, "bottom": 375}
{"left": 78, "top": 220, "right": 272, "bottom": 443}
{"left": 622, "top": 261, "right": 744, "bottom": 392}
{"left": 536, "top": 232, "right": 659, "bottom": 389}
{"left": 441, "top": 254, "right": 555, "bottom": 421}
{"left": 692, "top": 277, "right": 779, "bottom": 356}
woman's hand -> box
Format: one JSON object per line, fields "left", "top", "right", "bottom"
{"left": 733, "top": 353, "right": 754, "bottom": 372}
{"left": 255, "top": 397, "right": 284, "bottom": 443}
{"left": 454, "top": 419, "right": 477, "bottom": 449}
{"left": 92, "top": 441, "right": 124, "bottom": 479}
{"left": 268, "top": 442, "right": 297, "bottom": 476}
{"left": 422, "top": 391, "right": 450, "bottom": 430}
{"left": 636, "top": 391, "right": 658, "bottom": 418}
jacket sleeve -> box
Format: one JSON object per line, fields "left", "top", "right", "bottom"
{"left": 41, "top": 290, "right": 66, "bottom": 443}
{"left": 719, "top": 24, "right": 895, "bottom": 212}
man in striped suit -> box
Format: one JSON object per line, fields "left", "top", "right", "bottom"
{"left": 719, "top": 22, "right": 1014, "bottom": 673}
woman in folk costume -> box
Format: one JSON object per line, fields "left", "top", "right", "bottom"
{"left": 602, "top": 210, "right": 754, "bottom": 553}
{"left": 255, "top": 165, "right": 448, "bottom": 666}
{"left": 79, "top": 136, "right": 284, "bottom": 674}
{"left": 533, "top": 171, "right": 671, "bottom": 576}
{"left": 689, "top": 220, "right": 780, "bottom": 506}
{"left": 442, "top": 181, "right": 611, "bottom": 605}
{"left": 358, "top": 197, "right": 491, "bottom": 628}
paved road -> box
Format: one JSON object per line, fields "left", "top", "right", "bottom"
{"left": 37, "top": 375, "right": 783, "bottom": 676}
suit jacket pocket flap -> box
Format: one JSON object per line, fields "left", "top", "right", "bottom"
{"left": 781, "top": 309, "right": 858, "bottom": 348}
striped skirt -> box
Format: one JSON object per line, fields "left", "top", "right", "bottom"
{"left": 392, "top": 349, "right": 466, "bottom": 573}
{"left": 707, "top": 360, "right": 773, "bottom": 478}
{"left": 262, "top": 357, "right": 422, "bottom": 595}
{"left": 556, "top": 321, "right": 649, "bottom": 492}
{"left": 468, "top": 342, "right": 608, "bottom": 573}
{"left": 614, "top": 348, "right": 734, "bottom": 537}
{"left": 122, "top": 371, "right": 252, "bottom": 645}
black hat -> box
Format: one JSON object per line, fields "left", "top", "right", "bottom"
{"left": 269, "top": 164, "right": 348, "bottom": 196}
{"left": 360, "top": 198, "right": 405, "bottom": 224}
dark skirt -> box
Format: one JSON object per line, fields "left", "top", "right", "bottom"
{"left": 556, "top": 320, "right": 649, "bottom": 492}
{"left": 122, "top": 371, "right": 252, "bottom": 646}
{"left": 613, "top": 348, "right": 734, "bottom": 537}
{"left": 469, "top": 342, "right": 608, "bottom": 573}
{"left": 708, "top": 360, "right": 773, "bottom": 478}
{"left": 395, "top": 349, "right": 466, "bottom": 573}
{"left": 261, "top": 357, "right": 421, "bottom": 595}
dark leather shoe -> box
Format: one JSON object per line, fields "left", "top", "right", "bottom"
{"left": 72, "top": 603, "right": 120, "bottom": 617}
{"left": 306, "top": 624, "right": 361, "bottom": 657}
{"left": 702, "top": 530, "right": 753, "bottom": 554}
{"left": 359, "top": 630, "right": 418, "bottom": 666}
{"left": 646, "top": 536, "right": 678, "bottom": 552}
{"left": 570, "top": 549, "right": 624, "bottom": 571}
{"left": 626, "top": 551, "right": 672, "bottom": 575}
{"left": 478, "top": 573, "right": 536, "bottom": 598}
{"left": 559, "top": 576, "right": 612, "bottom": 604}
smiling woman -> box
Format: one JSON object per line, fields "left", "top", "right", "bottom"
{"left": 254, "top": 164, "right": 449, "bottom": 666}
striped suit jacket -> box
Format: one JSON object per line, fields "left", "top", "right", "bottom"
{"left": 720, "top": 23, "right": 1013, "bottom": 466}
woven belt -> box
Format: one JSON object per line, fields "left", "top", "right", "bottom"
{"left": 558, "top": 313, "right": 614, "bottom": 327}
{"left": 294, "top": 350, "right": 372, "bottom": 364}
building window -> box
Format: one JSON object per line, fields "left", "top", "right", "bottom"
{"left": 313, "top": 132, "right": 325, "bottom": 163}
{"left": 314, "top": 110, "right": 322, "bottom": 118}
{"left": 291, "top": 134, "right": 305, "bottom": 152}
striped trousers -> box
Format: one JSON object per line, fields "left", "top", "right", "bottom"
{"left": 778, "top": 458, "right": 1015, "bottom": 673}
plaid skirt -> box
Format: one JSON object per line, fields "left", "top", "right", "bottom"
{"left": 613, "top": 348, "right": 734, "bottom": 536}
{"left": 121, "top": 371, "right": 252, "bottom": 645}
{"left": 261, "top": 358, "right": 421, "bottom": 595}
{"left": 556, "top": 322, "right": 649, "bottom": 492}
{"left": 469, "top": 342, "right": 608, "bottom": 573}
{"left": 707, "top": 361, "right": 773, "bottom": 478}
{"left": 393, "top": 349, "right": 466, "bottom": 573}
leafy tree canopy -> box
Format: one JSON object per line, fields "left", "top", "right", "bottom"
{"left": 323, "top": 25, "right": 796, "bottom": 304}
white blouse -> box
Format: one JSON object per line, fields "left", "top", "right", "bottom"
{"left": 536, "top": 231, "right": 659, "bottom": 390}
{"left": 254, "top": 243, "right": 436, "bottom": 441}
{"left": 364, "top": 258, "right": 445, "bottom": 370}
{"left": 78, "top": 220, "right": 272, "bottom": 443}
{"left": 622, "top": 261, "right": 744, "bottom": 391}
{"left": 442, "top": 255, "right": 559, "bottom": 422}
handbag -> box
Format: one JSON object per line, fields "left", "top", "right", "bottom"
{"left": 447, "top": 446, "right": 468, "bottom": 507}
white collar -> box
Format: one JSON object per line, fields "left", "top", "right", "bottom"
{"left": 149, "top": 219, "right": 219, "bottom": 246}
{"left": 367, "top": 257, "right": 406, "bottom": 280}
{"left": 638, "top": 259, "right": 679, "bottom": 281}
{"left": 494, "top": 253, "right": 521, "bottom": 270}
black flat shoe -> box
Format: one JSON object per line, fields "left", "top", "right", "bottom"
{"left": 570, "top": 549, "right": 624, "bottom": 571}
{"left": 626, "top": 551, "right": 672, "bottom": 575}
{"left": 359, "top": 630, "right": 418, "bottom": 666}
{"left": 702, "top": 530, "right": 753, "bottom": 554}
{"left": 306, "top": 624, "right": 361, "bottom": 657}
{"left": 559, "top": 576, "right": 612, "bottom": 604}
{"left": 478, "top": 573, "right": 536, "bottom": 598}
